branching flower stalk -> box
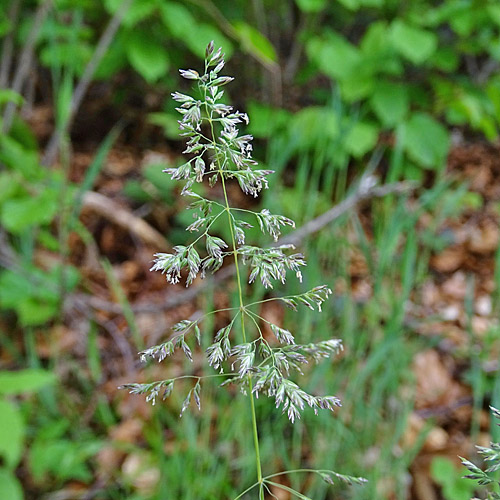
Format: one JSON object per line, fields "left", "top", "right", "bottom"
{"left": 120, "top": 42, "right": 366, "bottom": 498}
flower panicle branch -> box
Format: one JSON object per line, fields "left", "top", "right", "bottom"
{"left": 122, "top": 40, "right": 342, "bottom": 428}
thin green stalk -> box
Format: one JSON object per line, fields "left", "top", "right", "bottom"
{"left": 204, "top": 77, "right": 264, "bottom": 487}
{"left": 220, "top": 167, "right": 263, "bottom": 487}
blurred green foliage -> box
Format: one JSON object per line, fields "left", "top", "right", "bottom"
{"left": 0, "top": 0, "right": 500, "bottom": 498}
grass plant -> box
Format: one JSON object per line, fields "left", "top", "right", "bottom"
{"left": 120, "top": 42, "right": 366, "bottom": 499}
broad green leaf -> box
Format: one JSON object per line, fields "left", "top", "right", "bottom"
{"left": 161, "top": 4, "right": 233, "bottom": 59}
{"left": 148, "top": 112, "right": 180, "bottom": 140}
{"left": 337, "top": 0, "right": 359, "bottom": 9}
{"left": 340, "top": 75, "right": 374, "bottom": 102}
{"left": 247, "top": 101, "right": 291, "bottom": 138}
{"left": 104, "top": 0, "right": 157, "bottom": 27}
{"left": 0, "top": 369, "right": 56, "bottom": 395}
{"left": 18, "top": 299, "right": 59, "bottom": 326}
{"left": 233, "top": 22, "right": 277, "bottom": 66}
{"left": 489, "top": 5, "right": 500, "bottom": 26}
{"left": 39, "top": 42, "right": 93, "bottom": 75}
{"left": 0, "top": 90, "right": 23, "bottom": 107}
{"left": 1, "top": 188, "right": 59, "bottom": 233}
{"left": 0, "top": 400, "right": 24, "bottom": 468}
{"left": 9, "top": 116, "right": 39, "bottom": 151}
{"left": 390, "top": 20, "right": 437, "bottom": 64}
{"left": 430, "top": 46, "right": 459, "bottom": 72}
{"left": 184, "top": 24, "right": 233, "bottom": 59}
{"left": 403, "top": 113, "right": 450, "bottom": 169}
{"left": 344, "top": 121, "right": 379, "bottom": 157}
{"left": 125, "top": 30, "right": 169, "bottom": 83}
{"left": 370, "top": 81, "right": 409, "bottom": 126}
{"left": 289, "top": 107, "right": 339, "bottom": 150}
{"left": 159, "top": 2, "right": 194, "bottom": 38}
{"left": 360, "top": 22, "right": 402, "bottom": 77}
{"left": 0, "top": 136, "right": 40, "bottom": 179}
{"left": 0, "top": 469, "right": 23, "bottom": 500}
{"left": 431, "top": 456, "right": 456, "bottom": 486}
{"left": 295, "top": 0, "right": 327, "bottom": 12}
{"left": 0, "top": 173, "right": 21, "bottom": 204}
{"left": 306, "top": 34, "right": 361, "bottom": 81}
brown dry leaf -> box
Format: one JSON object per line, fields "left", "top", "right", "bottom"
{"left": 413, "top": 350, "right": 460, "bottom": 409}
{"left": 96, "top": 446, "right": 124, "bottom": 476}
{"left": 430, "top": 247, "right": 466, "bottom": 273}
{"left": 471, "top": 315, "right": 492, "bottom": 336}
{"left": 36, "top": 325, "right": 81, "bottom": 358}
{"left": 422, "top": 426, "right": 449, "bottom": 452}
{"left": 106, "top": 149, "right": 137, "bottom": 176}
{"left": 420, "top": 281, "right": 441, "bottom": 308}
{"left": 441, "top": 272, "right": 467, "bottom": 300}
{"left": 122, "top": 452, "right": 160, "bottom": 494}
{"left": 401, "top": 413, "right": 425, "bottom": 450}
{"left": 469, "top": 220, "right": 500, "bottom": 254}
{"left": 411, "top": 458, "right": 438, "bottom": 500}
{"left": 467, "top": 221, "right": 499, "bottom": 254}
{"left": 110, "top": 418, "right": 144, "bottom": 443}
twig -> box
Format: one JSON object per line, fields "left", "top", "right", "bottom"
{"left": 73, "top": 178, "right": 417, "bottom": 315}
{"left": 0, "top": 0, "right": 21, "bottom": 89}
{"left": 42, "top": 0, "right": 134, "bottom": 166}
{"left": 2, "top": 0, "right": 52, "bottom": 135}
{"left": 279, "top": 178, "right": 418, "bottom": 247}
{"left": 82, "top": 191, "right": 169, "bottom": 249}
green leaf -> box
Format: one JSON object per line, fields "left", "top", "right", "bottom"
{"left": 148, "top": 112, "right": 181, "bottom": 140}
{"left": 160, "top": 2, "right": 194, "bottom": 39}
{"left": 104, "top": 0, "right": 157, "bottom": 27}
{"left": 306, "top": 34, "right": 361, "bottom": 81}
{"left": 431, "top": 456, "right": 456, "bottom": 487}
{"left": 125, "top": 30, "right": 169, "bottom": 83}
{"left": 295, "top": 0, "right": 327, "bottom": 12}
{"left": 185, "top": 24, "right": 233, "bottom": 59}
{"left": 0, "top": 400, "right": 24, "bottom": 468}
{"left": 233, "top": 22, "right": 277, "bottom": 66}
{"left": 403, "top": 113, "right": 450, "bottom": 169}
{"left": 0, "top": 172, "right": 21, "bottom": 204}
{"left": 1, "top": 188, "right": 59, "bottom": 233}
{"left": 39, "top": 42, "right": 93, "bottom": 75}
{"left": 344, "top": 122, "right": 379, "bottom": 157}
{"left": 289, "top": 107, "right": 339, "bottom": 150}
{"left": 336, "top": 0, "right": 359, "bottom": 9}
{"left": 161, "top": 3, "right": 234, "bottom": 59}
{"left": 0, "top": 469, "right": 23, "bottom": 500}
{"left": 370, "top": 81, "right": 409, "bottom": 126}
{"left": 0, "top": 369, "right": 56, "bottom": 395}
{"left": 247, "top": 101, "right": 291, "bottom": 138}
{"left": 0, "top": 89, "right": 23, "bottom": 107}
{"left": 17, "top": 299, "right": 59, "bottom": 326}
{"left": 0, "top": 136, "right": 40, "bottom": 179}
{"left": 390, "top": 20, "right": 437, "bottom": 64}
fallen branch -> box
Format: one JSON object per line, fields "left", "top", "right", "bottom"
{"left": 74, "top": 178, "right": 417, "bottom": 315}
{"left": 82, "top": 191, "right": 168, "bottom": 249}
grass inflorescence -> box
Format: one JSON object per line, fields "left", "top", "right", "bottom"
{"left": 120, "top": 42, "right": 366, "bottom": 498}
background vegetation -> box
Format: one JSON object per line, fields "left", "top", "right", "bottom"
{"left": 1, "top": 0, "right": 500, "bottom": 499}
